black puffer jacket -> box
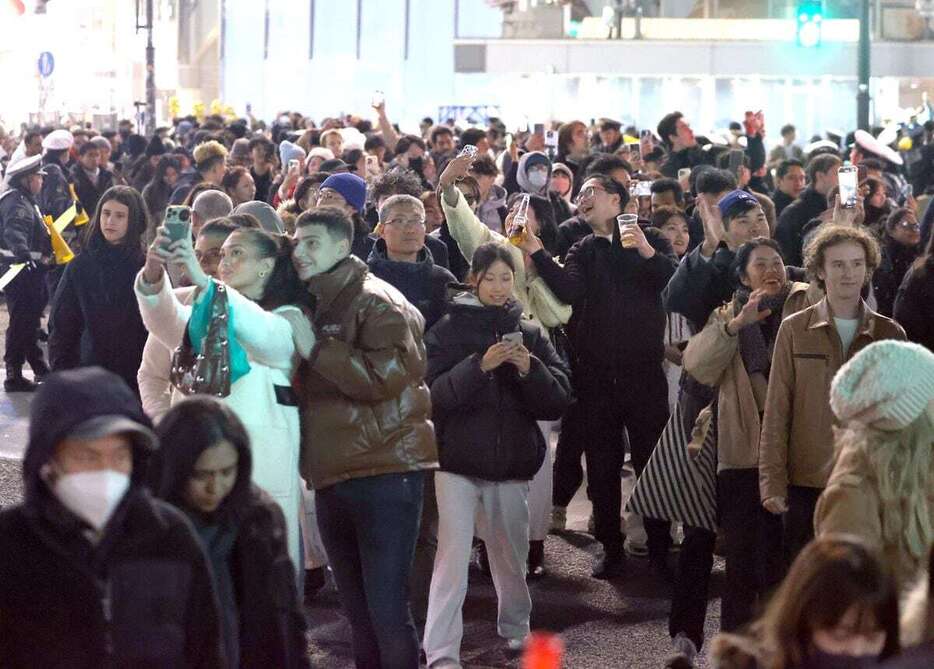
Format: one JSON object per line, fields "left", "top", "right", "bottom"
{"left": 426, "top": 294, "right": 571, "bottom": 481}
{"left": 49, "top": 242, "right": 148, "bottom": 394}
{"left": 0, "top": 367, "right": 224, "bottom": 669}
{"left": 367, "top": 238, "right": 455, "bottom": 331}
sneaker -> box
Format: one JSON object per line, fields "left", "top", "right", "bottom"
{"left": 550, "top": 506, "right": 567, "bottom": 533}
{"left": 592, "top": 549, "right": 626, "bottom": 579}
{"left": 505, "top": 636, "right": 527, "bottom": 652}
{"left": 527, "top": 540, "right": 546, "bottom": 580}
{"left": 624, "top": 536, "right": 649, "bottom": 558}
{"left": 664, "top": 632, "right": 698, "bottom": 668}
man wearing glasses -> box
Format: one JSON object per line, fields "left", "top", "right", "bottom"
{"left": 524, "top": 174, "right": 678, "bottom": 580}
{"left": 368, "top": 194, "right": 456, "bottom": 331}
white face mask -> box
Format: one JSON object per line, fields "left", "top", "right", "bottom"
{"left": 528, "top": 171, "right": 548, "bottom": 189}
{"left": 53, "top": 470, "right": 130, "bottom": 531}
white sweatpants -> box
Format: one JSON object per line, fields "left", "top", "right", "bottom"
{"left": 300, "top": 484, "right": 328, "bottom": 569}
{"left": 423, "top": 471, "right": 531, "bottom": 667}
{"left": 527, "top": 420, "right": 558, "bottom": 541}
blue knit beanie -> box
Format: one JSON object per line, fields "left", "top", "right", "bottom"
{"left": 321, "top": 173, "right": 367, "bottom": 213}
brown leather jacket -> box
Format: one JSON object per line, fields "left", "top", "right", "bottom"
{"left": 683, "top": 282, "right": 816, "bottom": 473}
{"left": 296, "top": 255, "right": 438, "bottom": 490}
{"left": 758, "top": 297, "right": 905, "bottom": 502}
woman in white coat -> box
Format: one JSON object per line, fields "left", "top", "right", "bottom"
{"left": 135, "top": 224, "right": 315, "bottom": 571}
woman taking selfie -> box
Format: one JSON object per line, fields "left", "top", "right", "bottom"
{"left": 152, "top": 397, "right": 309, "bottom": 669}
{"left": 49, "top": 185, "right": 150, "bottom": 395}
{"left": 135, "top": 222, "right": 314, "bottom": 570}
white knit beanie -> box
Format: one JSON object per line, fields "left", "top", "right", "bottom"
{"left": 830, "top": 340, "right": 934, "bottom": 431}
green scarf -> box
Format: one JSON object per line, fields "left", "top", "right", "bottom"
{"left": 188, "top": 281, "right": 251, "bottom": 385}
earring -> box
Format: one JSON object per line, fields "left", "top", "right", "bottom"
{"left": 259, "top": 271, "right": 267, "bottom": 278}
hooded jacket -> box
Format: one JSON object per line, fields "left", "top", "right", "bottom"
{"left": 296, "top": 255, "right": 438, "bottom": 489}
{"left": 366, "top": 237, "right": 455, "bottom": 331}
{"left": 425, "top": 294, "right": 571, "bottom": 481}
{"left": 152, "top": 414, "right": 310, "bottom": 669}
{"left": 0, "top": 367, "right": 225, "bottom": 668}
{"left": 49, "top": 241, "right": 149, "bottom": 395}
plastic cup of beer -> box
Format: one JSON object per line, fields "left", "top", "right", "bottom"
{"left": 617, "top": 213, "right": 639, "bottom": 247}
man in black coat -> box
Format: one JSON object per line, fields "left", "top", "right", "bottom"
{"left": 522, "top": 174, "right": 678, "bottom": 579}
{"left": 0, "top": 155, "right": 52, "bottom": 391}
{"left": 70, "top": 141, "right": 115, "bottom": 218}
{"left": 367, "top": 194, "right": 455, "bottom": 332}
{"left": 0, "top": 367, "right": 225, "bottom": 668}
{"left": 774, "top": 153, "right": 841, "bottom": 267}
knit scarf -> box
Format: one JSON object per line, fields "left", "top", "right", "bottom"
{"left": 734, "top": 284, "right": 791, "bottom": 411}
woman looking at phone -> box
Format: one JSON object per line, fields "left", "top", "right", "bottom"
{"left": 134, "top": 221, "right": 315, "bottom": 571}
{"left": 49, "top": 185, "right": 151, "bottom": 395}
{"left": 422, "top": 243, "right": 571, "bottom": 667}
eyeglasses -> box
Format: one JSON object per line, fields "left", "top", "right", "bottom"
{"left": 384, "top": 217, "right": 426, "bottom": 229}
{"left": 575, "top": 186, "right": 606, "bottom": 205}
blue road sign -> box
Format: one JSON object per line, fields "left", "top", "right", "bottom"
{"left": 38, "top": 52, "right": 55, "bottom": 78}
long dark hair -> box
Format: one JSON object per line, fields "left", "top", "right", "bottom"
{"left": 151, "top": 397, "right": 252, "bottom": 523}
{"left": 229, "top": 227, "right": 311, "bottom": 311}
{"left": 507, "top": 192, "right": 559, "bottom": 256}
{"left": 82, "top": 185, "right": 149, "bottom": 261}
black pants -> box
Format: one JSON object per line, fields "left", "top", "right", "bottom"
{"left": 669, "top": 525, "right": 716, "bottom": 650}
{"left": 4, "top": 266, "right": 47, "bottom": 371}
{"left": 718, "top": 469, "right": 784, "bottom": 632}
{"left": 552, "top": 397, "right": 588, "bottom": 508}
{"left": 572, "top": 365, "right": 671, "bottom": 555}
{"left": 784, "top": 485, "right": 822, "bottom": 567}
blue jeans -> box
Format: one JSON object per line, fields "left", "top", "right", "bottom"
{"left": 316, "top": 471, "right": 425, "bottom": 669}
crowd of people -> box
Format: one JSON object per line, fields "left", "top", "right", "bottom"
{"left": 0, "top": 101, "right": 933, "bottom": 668}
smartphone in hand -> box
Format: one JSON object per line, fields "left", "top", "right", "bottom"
{"left": 838, "top": 166, "right": 858, "bottom": 208}
{"left": 500, "top": 331, "right": 523, "bottom": 347}
{"left": 163, "top": 206, "right": 192, "bottom": 247}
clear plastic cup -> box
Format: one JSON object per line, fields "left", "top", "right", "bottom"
{"left": 617, "top": 213, "right": 639, "bottom": 247}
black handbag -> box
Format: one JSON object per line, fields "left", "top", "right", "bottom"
{"left": 170, "top": 282, "right": 232, "bottom": 397}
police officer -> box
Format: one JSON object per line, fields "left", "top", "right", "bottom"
{"left": 0, "top": 155, "right": 52, "bottom": 392}
{"left": 39, "top": 129, "right": 74, "bottom": 298}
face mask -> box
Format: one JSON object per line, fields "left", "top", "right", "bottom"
{"left": 806, "top": 649, "right": 879, "bottom": 669}
{"left": 528, "top": 171, "right": 548, "bottom": 189}
{"left": 53, "top": 470, "right": 130, "bottom": 531}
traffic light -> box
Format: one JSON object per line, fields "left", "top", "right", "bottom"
{"left": 796, "top": 0, "right": 823, "bottom": 47}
